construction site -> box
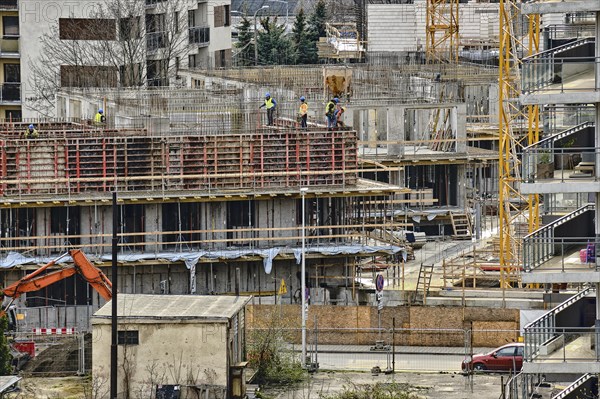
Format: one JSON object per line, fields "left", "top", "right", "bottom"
{"left": 0, "top": 0, "right": 598, "bottom": 397}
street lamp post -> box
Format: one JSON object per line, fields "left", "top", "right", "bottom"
{"left": 253, "top": 5, "right": 269, "bottom": 66}
{"left": 268, "top": 0, "right": 288, "bottom": 29}
{"left": 300, "top": 187, "right": 308, "bottom": 368}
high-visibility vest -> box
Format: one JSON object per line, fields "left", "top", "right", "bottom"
{"left": 94, "top": 113, "right": 105, "bottom": 123}
{"left": 264, "top": 98, "right": 275, "bottom": 109}
{"left": 299, "top": 103, "right": 308, "bottom": 115}
{"left": 325, "top": 101, "right": 335, "bottom": 116}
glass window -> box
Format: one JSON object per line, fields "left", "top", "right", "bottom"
{"left": 2, "top": 16, "right": 18, "bottom": 38}
{"left": 117, "top": 330, "right": 139, "bottom": 345}
{"left": 496, "top": 347, "right": 516, "bottom": 357}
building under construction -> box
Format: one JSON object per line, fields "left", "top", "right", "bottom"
{"left": 0, "top": 60, "right": 502, "bottom": 327}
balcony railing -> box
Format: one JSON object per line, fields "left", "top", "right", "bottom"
{"left": 145, "top": 0, "right": 165, "bottom": 6}
{"left": 523, "top": 204, "right": 595, "bottom": 272}
{"left": 522, "top": 52, "right": 599, "bottom": 94}
{"left": 146, "top": 32, "right": 167, "bottom": 52}
{"left": 188, "top": 26, "right": 210, "bottom": 46}
{"left": 544, "top": 24, "right": 596, "bottom": 41}
{"left": 0, "top": 37, "right": 19, "bottom": 54}
{"left": 523, "top": 287, "right": 594, "bottom": 362}
{"left": 0, "top": 83, "right": 20, "bottom": 103}
{"left": 522, "top": 145, "right": 599, "bottom": 183}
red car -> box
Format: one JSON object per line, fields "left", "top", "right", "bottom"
{"left": 462, "top": 343, "right": 524, "bottom": 372}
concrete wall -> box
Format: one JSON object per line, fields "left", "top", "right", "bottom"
{"left": 367, "top": 1, "right": 499, "bottom": 53}
{"left": 247, "top": 304, "right": 520, "bottom": 347}
{"left": 92, "top": 320, "right": 229, "bottom": 398}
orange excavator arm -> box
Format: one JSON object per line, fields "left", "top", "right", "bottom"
{"left": 2, "top": 249, "right": 112, "bottom": 309}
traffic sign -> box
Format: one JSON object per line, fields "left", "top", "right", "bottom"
{"left": 375, "top": 274, "right": 384, "bottom": 292}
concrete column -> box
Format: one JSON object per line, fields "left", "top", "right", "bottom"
{"left": 455, "top": 104, "right": 467, "bottom": 153}
{"left": 456, "top": 164, "right": 467, "bottom": 208}
{"left": 368, "top": 109, "right": 378, "bottom": 148}
{"left": 388, "top": 107, "right": 405, "bottom": 156}
{"left": 145, "top": 204, "right": 160, "bottom": 252}
{"left": 35, "top": 208, "right": 48, "bottom": 256}
{"left": 80, "top": 206, "right": 92, "bottom": 249}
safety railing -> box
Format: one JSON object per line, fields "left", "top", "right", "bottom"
{"left": 542, "top": 105, "right": 596, "bottom": 135}
{"left": 544, "top": 24, "right": 596, "bottom": 41}
{"left": 0, "top": 36, "right": 19, "bottom": 54}
{"left": 553, "top": 374, "right": 597, "bottom": 399}
{"left": 188, "top": 26, "right": 210, "bottom": 46}
{"left": 523, "top": 287, "right": 593, "bottom": 362}
{"left": 522, "top": 54, "right": 599, "bottom": 94}
{"left": 0, "top": 83, "right": 20, "bottom": 103}
{"left": 522, "top": 145, "right": 599, "bottom": 183}
{"left": 522, "top": 205, "right": 595, "bottom": 272}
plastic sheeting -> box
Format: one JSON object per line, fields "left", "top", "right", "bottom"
{"left": 0, "top": 244, "right": 405, "bottom": 275}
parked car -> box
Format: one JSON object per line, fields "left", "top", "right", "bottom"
{"left": 462, "top": 343, "right": 524, "bottom": 372}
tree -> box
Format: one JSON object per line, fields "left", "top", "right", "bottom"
{"left": 26, "top": 0, "right": 189, "bottom": 117}
{"left": 234, "top": 16, "right": 254, "bottom": 67}
{"left": 291, "top": 9, "right": 315, "bottom": 65}
{"left": 0, "top": 317, "right": 12, "bottom": 375}
{"left": 256, "top": 17, "right": 294, "bottom": 65}
{"left": 304, "top": 0, "right": 327, "bottom": 64}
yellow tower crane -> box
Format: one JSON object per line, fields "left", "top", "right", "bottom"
{"left": 426, "top": 0, "right": 459, "bottom": 63}
{"left": 498, "top": 0, "right": 541, "bottom": 288}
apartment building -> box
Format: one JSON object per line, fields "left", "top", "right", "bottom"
{"left": 517, "top": 2, "right": 600, "bottom": 397}
{"left": 18, "top": 0, "right": 232, "bottom": 118}
{"left": 0, "top": 0, "right": 20, "bottom": 120}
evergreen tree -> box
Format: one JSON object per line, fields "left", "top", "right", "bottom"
{"left": 308, "top": 0, "right": 327, "bottom": 41}
{"left": 257, "top": 17, "right": 294, "bottom": 65}
{"left": 291, "top": 9, "right": 315, "bottom": 64}
{"left": 306, "top": 0, "right": 328, "bottom": 64}
{"left": 0, "top": 317, "right": 12, "bottom": 375}
{"left": 234, "top": 16, "right": 254, "bottom": 66}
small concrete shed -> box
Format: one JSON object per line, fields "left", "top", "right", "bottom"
{"left": 92, "top": 294, "right": 252, "bottom": 399}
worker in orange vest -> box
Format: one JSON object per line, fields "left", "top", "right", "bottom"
{"left": 298, "top": 96, "right": 308, "bottom": 129}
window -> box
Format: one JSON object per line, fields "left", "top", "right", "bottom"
{"left": 59, "top": 18, "right": 116, "bottom": 40}
{"left": 174, "top": 11, "right": 179, "bottom": 32}
{"left": 495, "top": 347, "right": 516, "bottom": 357}
{"left": 224, "top": 5, "right": 230, "bottom": 27}
{"left": 2, "top": 16, "right": 18, "bottom": 38}
{"left": 119, "top": 16, "right": 140, "bottom": 40}
{"left": 3, "top": 63, "right": 19, "bottom": 82}
{"left": 119, "top": 63, "right": 142, "bottom": 86}
{"left": 4, "top": 109, "right": 21, "bottom": 121}
{"left": 118, "top": 330, "right": 139, "bottom": 345}
{"left": 188, "top": 54, "right": 197, "bottom": 69}
{"left": 188, "top": 10, "right": 195, "bottom": 27}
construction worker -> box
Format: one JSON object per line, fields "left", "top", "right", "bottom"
{"left": 298, "top": 96, "right": 308, "bottom": 129}
{"left": 94, "top": 109, "right": 106, "bottom": 125}
{"left": 24, "top": 124, "right": 39, "bottom": 139}
{"left": 259, "top": 92, "right": 277, "bottom": 126}
{"left": 325, "top": 98, "right": 337, "bottom": 130}
{"left": 335, "top": 98, "right": 346, "bottom": 128}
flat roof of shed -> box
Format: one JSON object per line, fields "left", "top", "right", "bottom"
{"left": 93, "top": 294, "right": 251, "bottom": 321}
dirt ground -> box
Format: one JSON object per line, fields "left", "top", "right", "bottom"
{"left": 264, "top": 371, "right": 508, "bottom": 399}
{"left": 5, "top": 372, "right": 510, "bottom": 399}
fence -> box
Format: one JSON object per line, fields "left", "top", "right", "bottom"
{"left": 11, "top": 331, "right": 90, "bottom": 376}
{"left": 14, "top": 305, "right": 95, "bottom": 333}
{"left": 247, "top": 326, "right": 519, "bottom": 373}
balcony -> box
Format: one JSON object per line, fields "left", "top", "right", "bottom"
{"left": 0, "top": 83, "right": 19, "bottom": 103}
{"left": 522, "top": 204, "right": 595, "bottom": 274}
{"left": 523, "top": 288, "right": 600, "bottom": 373}
{"left": 521, "top": 47, "right": 600, "bottom": 105}
{"left": 145, "top": 0, "right": 165, "bottom": 7}
{"left": 188, "top": 26, "right": 209, "bottom": 47}
{"left": 0, "top": 36, "right": 19, "bottom": 57}
{"left": 146, "top": 32, "right": 167, "bottom": 52}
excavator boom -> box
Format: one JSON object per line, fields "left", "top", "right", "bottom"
{"left": 2, "top": 249, "right": 112, "bottom": 304}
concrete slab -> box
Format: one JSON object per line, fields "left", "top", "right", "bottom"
{"left": 522, "top": 1, "right": 600, "bottom": 15}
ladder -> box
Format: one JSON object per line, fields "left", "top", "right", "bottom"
{"left": 414, "top": 263, "right": 435, "bottom": 304}
{"left": 450, "top": 212, "right": 472, "bottom": 239}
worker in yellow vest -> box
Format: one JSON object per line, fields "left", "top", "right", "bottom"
{"left": 259, "top": 92, "right": 277, "bottom": 126}
{"left": 24, "top": 124, "right": 39, "bottom": 139}
{"left": 94, "top": 109, "right": 106, "bottom": 125}
{"left": 298, "top": 96, "right": 308, "bottom": 129}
